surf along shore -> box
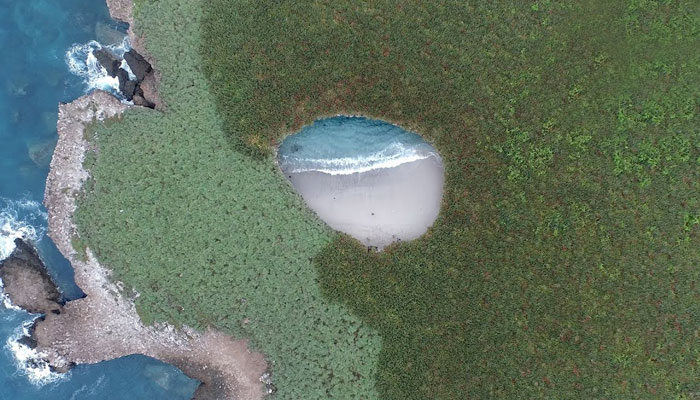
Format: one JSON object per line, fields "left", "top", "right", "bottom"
{"left": 0, "top": 1, "right": 268, "bottom": 399}
{"left": 200, "top": 1, "right": 700, "bottom": 399}
{"left": 277, "top": 116, "right": 445, "bottom": 249}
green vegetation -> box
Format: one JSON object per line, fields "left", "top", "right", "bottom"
{"left": 75, "top": 0, "right": 699, "bottom": 399}
{"left": 75, "top": 0, "right": 380, "bottom": 398}
{"left": 202, "top": 0, "right": 700, "bottom": 398}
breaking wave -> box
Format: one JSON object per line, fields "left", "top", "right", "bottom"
{"left": 280, "top": 142, "right": 439, "bottom": 175}
{"left": 278, "top": 116, "right": 441, "bottom": 175}
{"left": 64, "top": 36, "right": 133, "bottom": 97}
{"left": 0, "top": 198, "right": 47, "bottom": 261}
{"left": 6, "top": 317, "right": 67, "bottom": 386}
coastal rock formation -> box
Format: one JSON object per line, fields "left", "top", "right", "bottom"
{"left": 1, "top": 1, "right": 268, "bottom": 397}
{"left": 117, "top": 68, "right": 138, "bottom": 100}
{"left": 0, "top": 238, "right": 62, "bottom": 315}
{"left": 20, "top": 90, "right": 268, "bottom": 400}
{"left": 106, "top": 0, "right": 164, "bottom": 110}
{"left": 133, "top": 72, "right": 158, "bottom": 108}
{"left": 104, "top": 0, "right": 132, "bottom": 23}
{"left": 124, "top": 49, "right": 152, "bottom": 81}
{"left": 93, "top": 48, "right": 120, "bottom": 78}
{"left": 95, "top": 46, "right": 155, "bottom": 106}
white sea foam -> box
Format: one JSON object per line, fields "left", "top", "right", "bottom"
{"left": 281, "top": 143, "right": 441, "bottom": 175}
{"left": 287, "top": 153, "right": 437, "bottom": 175}
{"left": 0, "top": 199, "right": 64, "bottom": 385}
{"left": 65, "top": 36, "right": 133, "bottom": 96}
{"left": 0, "top": 198, "right": 47, "bottom": 261}
{"left": 6, "top": 317, "right": 67, "bottom": 386}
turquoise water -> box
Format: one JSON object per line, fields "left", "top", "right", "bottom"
{"left": 278, "top": 116, "right": 440, "bottom": 175}
{"left": 0, "top": 0, "right": 198, "bottom": 398}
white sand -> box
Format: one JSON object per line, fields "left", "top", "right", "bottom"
{"left": 287, "top": 155, "right": 444, "bottom": 248}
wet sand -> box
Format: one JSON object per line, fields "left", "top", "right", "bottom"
{"left": 287, "top": 155, "right": 444, "bottom": 248}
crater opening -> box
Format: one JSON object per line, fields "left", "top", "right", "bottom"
{"left": 278, "top": 116, "right": 444, "bottom": 249}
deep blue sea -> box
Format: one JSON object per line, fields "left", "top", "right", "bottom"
{"left": 0, "top": 1, "right": 198, "bottom": 398}
{"left": 278, "top": 117, "right": 440, "bottom": 175}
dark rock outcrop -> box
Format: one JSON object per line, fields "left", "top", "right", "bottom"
{"left": 122, "top": 80, "right": 138, "bottom": 101}
{"left": 116, "top": 68, "right": 137, "bottom": 101}
{"left": 116, "top": 68, "right": 129, "bottom": 90}
{"left": 93, "top": 48, "right": 121, "bottom": 78}
{"left": 0, "top": 239, "right": 62, "bottom": 315}
{"left": 124, "top": 49, "right": 152, "bottom": 82}
{"left": 132, "top": 94, "right": 155, "bottom": 109}
{"left": 106, "top": 51, "right": 155, "bottom": 107}
{"left": 137, "top": 72, "right": 159, "bottom": 109}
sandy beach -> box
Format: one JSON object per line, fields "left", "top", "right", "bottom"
{"left": 287, "top": 155, "right": 444, "bottom": 248}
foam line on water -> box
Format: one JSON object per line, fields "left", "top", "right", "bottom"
{"left": 6, "top": 316, "right": 67, "bottom": 386}
{"left": 280, "top": 141, "right": 441, "bottom": 175}
{"left": 283, "top": 152, "right": 439, "bottom": 175}
{"left": 65, "top": 36, "right": 133, "bottom": 97}
{"left": 278, "top": 117, "right": 443, "bottom": 175}
{"left": 0, "top": 199, "right": 64, "bottom": 385}
{"left": 0, "top": 198, "right": 47, "bottom": 261}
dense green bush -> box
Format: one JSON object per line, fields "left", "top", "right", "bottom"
{"left": 200, "top": 0, "right": 700, "bottom": 399}
{"left": 77, "top": 0, "right": 700, "bottom": 398}
{"left": 75, "top": 0, "right": 380, "bottom": 398}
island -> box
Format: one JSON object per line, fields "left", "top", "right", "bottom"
{"left": 5, "top": 0, "right": 699, "bottom": 399}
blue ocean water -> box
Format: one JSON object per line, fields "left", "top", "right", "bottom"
{"left": 0, "top": 0, "right": 198, "bottom": 398}
{"left": 278, "top": 116, "right": 440, "bottom": 175}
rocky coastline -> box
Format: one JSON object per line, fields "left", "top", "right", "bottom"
{"left": 0, "top": 1, "right": 269, "bottom": 399}
{"left": 94, "top": 46, "right": 156, "bottom": 108}
{"left": 104, "top": 0, "right": 164, "bottom": 110}
{"left": 0, "top": 238, "right": 63, "bottom": 316}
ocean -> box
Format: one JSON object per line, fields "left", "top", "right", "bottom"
{"left": 277, "top": 116, "right": 440, "bottom": 176}
{"left": 0, "top": 0, "right": 198, "bottom": 398}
